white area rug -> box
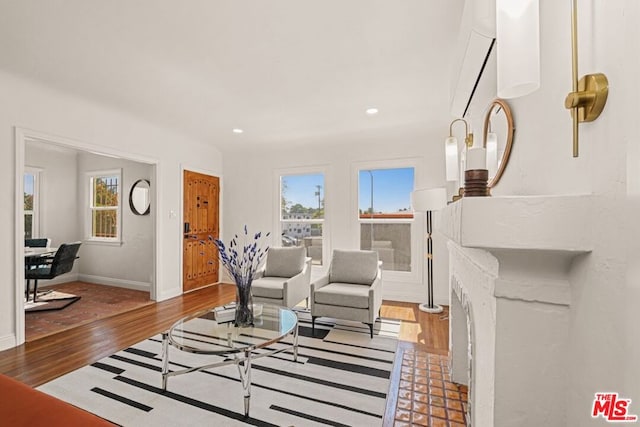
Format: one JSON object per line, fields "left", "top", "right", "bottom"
{"left": 39, "top": 312, "right": 400, "bottom": 426}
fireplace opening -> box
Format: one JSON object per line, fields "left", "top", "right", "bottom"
{"left": 450, "top": 277, "right": 473, "bottom": 426}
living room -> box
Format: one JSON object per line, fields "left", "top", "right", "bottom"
{"left": 1, "top": 1, "right": 639, "bottom": 426}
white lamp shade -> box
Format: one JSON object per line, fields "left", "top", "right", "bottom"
{"left": 445, "top": 136, "right": 459, "bottom": 182}
{"left": 486, "top": 132, "right": 498, "bottom": 177}
{"left": 497, "top": 0, "right": 540, "bottom": 98}
{"left": 459, "top": 148, "right": 467, "bottom": 186}
{"left": 411, "top": 188, "right": 447, "bottom": 212}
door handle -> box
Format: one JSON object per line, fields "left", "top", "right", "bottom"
{"left": 184, "top": 222, "right": 190, "bottom": 234}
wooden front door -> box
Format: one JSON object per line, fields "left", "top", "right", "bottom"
{"left": 183, "top": 170, "right": 219, "bottom": 292}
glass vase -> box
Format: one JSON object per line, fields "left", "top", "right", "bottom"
{"left": 234, "top": 281, "right": 254, "bottom": 327}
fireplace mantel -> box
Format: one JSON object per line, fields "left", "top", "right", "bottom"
{"left": 440, "top": 195, "right": 593, "bottom": 253}
{"left": 439, "top": 195, "right": 593, "bottom": 426}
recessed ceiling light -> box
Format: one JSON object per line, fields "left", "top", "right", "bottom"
{"left": 366, "top": 108, "right": 379, "bottom": 115}
{"left": 232, "top": 128, "right": 244, "bottom": 134}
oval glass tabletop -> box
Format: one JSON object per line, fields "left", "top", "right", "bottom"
{"left": 167, "top": 303, "right": 297, "bottom": 355}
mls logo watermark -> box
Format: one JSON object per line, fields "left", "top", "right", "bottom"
{"left": 592, "top": 393, "right": 638, "bottom": 422}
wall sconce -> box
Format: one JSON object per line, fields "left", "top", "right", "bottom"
{"left": 445, "top": 118, "right": 473, "bottom": 201}
{"left": 564, "top": 0, "right": 608, "bottom": 157}
{"left": 496, "top": 0, "right": 540, "bottom": 98}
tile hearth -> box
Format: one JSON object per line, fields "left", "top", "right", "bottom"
{"left": 393, "top": 348, "right": 468, "bottom": 427}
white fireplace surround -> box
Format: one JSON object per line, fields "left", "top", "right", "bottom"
{"left": 439, "top": 195, "right": 592, "bottom": 426}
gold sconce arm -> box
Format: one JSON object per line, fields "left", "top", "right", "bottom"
{"left": 449, "top": 118, "right": 474, "bottom": 148}
{"left": 564, "top": 0, "right": 608, "bottom": 157}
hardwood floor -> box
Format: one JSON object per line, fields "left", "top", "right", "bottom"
{"left": 1, "top": 283, "right": 235, "bottom": 387}
{"left": 25, "top": 281, "right": 153, "bottom": 342}
{"left": 381, "top": 300, "right": 449, "bottom": 354}
{"left": 0, "top": 283, "right": 452, "bottom": 425}
{"left": 2, "top": 284, "right": 449, "bottom": 387}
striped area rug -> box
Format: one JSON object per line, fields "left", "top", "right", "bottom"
{"left": 38, "top": 311, "right": 400, "bottom": 426}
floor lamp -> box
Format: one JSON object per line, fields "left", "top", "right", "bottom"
{"left": 411, "top": 187, "right": 447, "bottom": 313}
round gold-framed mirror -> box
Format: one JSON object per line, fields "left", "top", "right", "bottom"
{"left": 483, "top": 98, "right": 515, "bottom": 188}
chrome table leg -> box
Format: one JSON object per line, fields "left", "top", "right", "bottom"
{"left": 161, "top": 332, "right": 169, "bottom": 390}
{"left": 293, "top": 322, "right": 299, "bottom": 362}
{"left": 236, "top": 349, "right": 252, "bottom": 417}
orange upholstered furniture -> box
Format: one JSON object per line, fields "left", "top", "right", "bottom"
{"left": 0, "top": 374, "right": 114, "bottom": 426}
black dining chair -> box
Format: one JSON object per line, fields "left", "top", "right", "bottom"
{"left": 25, "top": 237, "right": 53, "bottom": 299}
{"left": 25, "top": 242, "right": 81, "bottom": 302}
{"left": 25, "top": 238, "right": 51, "bottom": 248}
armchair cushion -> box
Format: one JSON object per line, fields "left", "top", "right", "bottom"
{"left": 252, "top": 277, "right": 287, "bottom": 299}
{"left": 313, "top": 283, "right": 371, "bottom": 309}
{"left": 264, "top": 247, "right": 306, "bottom": 278}
{"left": 329, "top": 249, "right": 379, "bottom": 285}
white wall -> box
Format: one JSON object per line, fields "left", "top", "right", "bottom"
{"left": 1, "top": 70, "right": 222, "bottom": 350}
{"left": 77, "top": 152, "right": 154, "bottom": 289}
{"left": 222, "top": 127, "right": 450, "bottom": 304}
{"left": 459, "top": 1, "right": 638, "bottom": 424}
{"left": 25, "top": 142, "right": 80, "bottom": 249}
{"left": 624, "top": 0, "right": 640, "bottom": 414}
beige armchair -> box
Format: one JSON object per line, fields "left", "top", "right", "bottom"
{"left": 252, "top": 246, "right": 312, "bottom": 308}
{"left": 310, "top": 249, "right": 383, "bottom": 338}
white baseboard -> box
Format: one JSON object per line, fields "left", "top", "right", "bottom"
{"left": 383, "top": 280, "right": 449, "bottom": 306}
{"left": 77, "top": 274, "right": 151, "bottom": 292}
{"left": 35, "top": 272, "right": 80, "bottom": 287}
{"left": 0, "top": 333, "right": 17, "bottom": 351}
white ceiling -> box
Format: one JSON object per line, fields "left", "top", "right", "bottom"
{"left": 0, "top": 0, "right": 464, "bottom": 151}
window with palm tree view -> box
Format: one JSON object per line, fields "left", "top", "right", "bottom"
{"left": 280, "top": 172, "right": 324, "bottom": 265}
{"left": 359, "top": 167, "right": 414, "bottom": 272}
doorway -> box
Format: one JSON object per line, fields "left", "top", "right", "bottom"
{"left": 183, "top": 170, "right": 220, "bottom": 292}
{"left": 15, "top": 128, "right": 158, "bottom": 345}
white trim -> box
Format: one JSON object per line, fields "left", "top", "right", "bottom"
{"left": 14, "top": 127, "right": 161, "bottom": 348}
{"left": 77, "top": 274, "right": 151, "bottom": 292}
{"left": 273, "top": 165, "right": 330, "bottom": 266}
{"left": 14, "top": 128, "right": 26, "bottom": 346}
{"left": 36, "top": 273, "right": 80, "bottom": 287}
{"left": 350, "top": 158, "right": 423, "bottom": 285}
{"left": 0, "top": 334, "right": 16, "bottom": 352}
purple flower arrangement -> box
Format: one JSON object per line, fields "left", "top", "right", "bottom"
{"left": 212, "top": 226, "right": 270, "bottom": 326}
{"left": 213, "top": 225, "right": 271, "bottom": 288}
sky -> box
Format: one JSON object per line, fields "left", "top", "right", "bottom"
{"left": 281, "top": 168, "right": 414, "bottom": 213}
{"left": 24, "top": 173, "right": 34, "bottom": 195}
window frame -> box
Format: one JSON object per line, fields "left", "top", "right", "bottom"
{"left": 351, "top": 159, "right": 421, "bottom": 283}
{"left": 274, "top": 165, "right": 329, "bottom": 267}
{"left": 86, "top": 168, "right": 123, "bottom": 245}
{"left": 24, "top": 167, "right": 42, "bottom": 239}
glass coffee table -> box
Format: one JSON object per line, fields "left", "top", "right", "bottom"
{"left": 161, "top": 303, "right": 298, "bottom": 417}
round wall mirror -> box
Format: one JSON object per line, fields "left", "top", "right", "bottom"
{"left": 483, "top": 98, "right": 515, "bottom": 188}
{"left": 129, "top": 179, "right": 151, "bottom": 215}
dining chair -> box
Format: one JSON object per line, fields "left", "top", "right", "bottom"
{"left": 25, "top": 238, "right": 51, "bottom": 248}
{"left": 25, "top": 242, "right": 81, "bottom": 302}
{"left": 25, "top": 238, "right": 53, "bottom": 299}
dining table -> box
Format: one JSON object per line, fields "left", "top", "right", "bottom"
{"left": 25, "top": 247, "right": 58, "bottom": 258}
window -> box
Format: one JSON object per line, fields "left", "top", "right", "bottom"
{"left": 24, "top": 168, "right": 41, "bottom": 239}
{"left": 358, "top": 167, "right": 415, "bottom": 272}
{"left": 280, "top": 172, "right": 324, "bottom": 265}
{"left": 88, "top": 169, "right": 121, "bottom": 242}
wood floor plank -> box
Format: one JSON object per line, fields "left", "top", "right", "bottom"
{"left": 0, "top": 284, "right": 448, "bottom": 389}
